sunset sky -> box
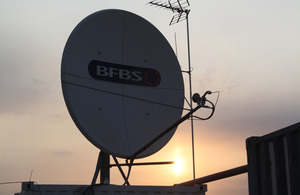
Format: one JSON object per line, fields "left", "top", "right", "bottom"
{"left": 1, "top": 1, "right": 300, "bottom": 195}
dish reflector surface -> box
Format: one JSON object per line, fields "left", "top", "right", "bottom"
{"left": 61, "top": 9, "right": 184, "bottom": 158}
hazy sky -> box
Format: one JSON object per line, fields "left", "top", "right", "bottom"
{"left": 1, "top": 1, "right": 300, "bottom": 195}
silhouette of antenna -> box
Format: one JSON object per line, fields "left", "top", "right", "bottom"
{"left": 148, "top": 0, "right": 197, "bottom": 180}
{"left": 148, "top": 0, "right": 190, "bottom": 25}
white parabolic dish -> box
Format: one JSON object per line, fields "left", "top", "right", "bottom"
{"left": 61, "top": 9, "right": 184, "bottom": 158}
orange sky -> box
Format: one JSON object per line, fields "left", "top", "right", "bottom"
{"left": 1, "top": 1, "right": 300, "bottom": 195}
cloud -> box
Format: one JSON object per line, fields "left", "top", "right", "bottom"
{"left": 54, "top": 150, "right": 73, "bottom": 157}
{"left": 0, "top": 16, "right": 63, "bottom": 115}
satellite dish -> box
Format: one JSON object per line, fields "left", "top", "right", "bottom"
{"left": 61, "top": 9, "right": 184, "bottom": 158}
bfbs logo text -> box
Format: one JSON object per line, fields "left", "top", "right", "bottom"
{"left": 88, "top": 60, "right": 161, "bottom": 87}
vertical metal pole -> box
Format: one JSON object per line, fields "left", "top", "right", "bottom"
{"left": 186, "top": 14, "right": 195, "bottom": 180}
{"left": 100, "top": 151, "right": 110, "bottom": 184}
{"left": 174, "top": 32, "right": 178, "bottom": 58}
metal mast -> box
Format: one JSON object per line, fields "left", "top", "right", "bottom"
{"left": 148, "top": 0, "right": 196, "bottom": 180}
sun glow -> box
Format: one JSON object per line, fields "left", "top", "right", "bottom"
{"left": 173, "top": 157, "right": 184, "bottom": 175}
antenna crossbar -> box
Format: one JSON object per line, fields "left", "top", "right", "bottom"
{"left": 170, "top": 12, "right": 188, "bottom": 25}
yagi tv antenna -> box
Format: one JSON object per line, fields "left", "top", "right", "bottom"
{"left": 148, "top": 0, "right": 190, "bottom": 25}
{"left": 148, "top": 0, "right": 217, "bottom": 180}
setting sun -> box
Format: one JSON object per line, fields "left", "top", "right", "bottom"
{"left": 173, "top": 157, "right": 184, "bottom": 175}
